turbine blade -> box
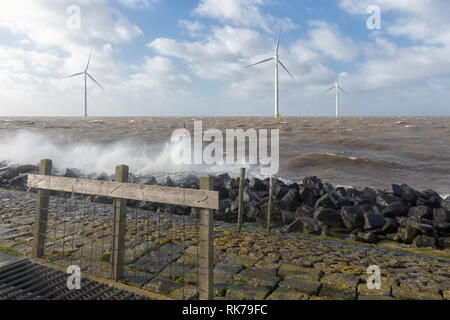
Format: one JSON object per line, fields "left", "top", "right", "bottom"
{"left": 244, "top": 57, "right": 273, "bottom": 69}
{"left": 275, "top": 28, "right": 281, "bottom": 55}
{"left": 86, "top": 72, "right": 104, "bottom": 90}
{"left": 339, "top": 86, "right": 349, "bottom": 95}
{"left": 63, "top": 72, "right": 84, "bottom": 79}
{"left": 86, "top": 49, "right": 92, "bottom": 71}
{"left": 278, "top": 60, "right": 296, "bottom": 81}
{"left": 322, "top": 86, "right": 335, "bottom": 94}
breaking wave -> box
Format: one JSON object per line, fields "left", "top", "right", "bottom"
{"left": 0, "top": 131, "right": 261, "bottom": 178}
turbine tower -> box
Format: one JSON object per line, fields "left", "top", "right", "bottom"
{"left": 244, "top": 30, "right": 296, "bottom": 119}
{"left": 324, "top": 73, "right": 348, "bottom": 120}
{"left": 63, "top": 50, "right": 103, "bottom": 119}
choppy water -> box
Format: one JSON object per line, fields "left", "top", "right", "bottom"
{"left": 0, "top": 117, "right": 449, "bottom": 195}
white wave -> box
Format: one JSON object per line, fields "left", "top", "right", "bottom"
{"left": 0, "top": 131, "right": 262, "bottom": 178}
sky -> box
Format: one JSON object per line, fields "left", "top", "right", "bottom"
{"left": 0, "top": 0, "right": 449, "bottom": 117}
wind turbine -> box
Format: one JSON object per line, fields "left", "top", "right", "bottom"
{"left": 63, "top": 50, "right": 103, "bottom": 119}
{"left": 244, "top": 30, "right": 296, "bottom": 119}
{"left": 323, "top": 73, "right": 348, "bottom": 120}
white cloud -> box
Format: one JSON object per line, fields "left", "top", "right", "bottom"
{"left": 178, "top": 20, "right": 206, "bottom": 37}
{"left": 193, "top": 0, "right": 297, "bottom": 32}
{"left": 307, "top": 21, "right": 359, "bottom": 62}
{"left": 116, "top": 0, "right": 157, "bottom": 9}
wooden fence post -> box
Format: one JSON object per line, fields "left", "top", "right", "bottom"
{"left": 199, "top": 174, "right": 214, "bottom": 300}
{"left": 32, "top": 159, "right": 52, "bottom": 258}
{"left": 267, "top": 177, "right": 273, "bottom": 233}
{"left": 237, "top": 168, "right": 245, "bottom": 232}
{"left": 112, "top": 164, "right": 129, "bottom": 281}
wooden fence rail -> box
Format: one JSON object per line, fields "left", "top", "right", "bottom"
{"left": 28, "top": 159, "right": 218, "bottom": 300}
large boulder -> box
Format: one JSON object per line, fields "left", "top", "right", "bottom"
{"left": 433, "top": 208, "right": 450, "bottom": 223}
{"left": 273, "top": 181, "right": 290, "bottom": 200}
{"left": 363, "top": 211, "right": 386, "bottom": 231}
{"left": 243, "top": 187, "right": 257, "bottom": 203}
{"left": 298, "top": 185, "right": 319, "bottom": 206}
{"left": 394, "top": 226, "right": 420, "bottom": 244}
{"left": 249, "top": 177, "right": 267, "bottom": 192}
{"left": 381, "top": 219, "right": 398, "bottom": 234}
{"left": 280, "top": 189, "right": 300, "bottom": 212}
{"left": 356, "top": 231, "right": 377, "bottom": 244}
{"left": 339, "top": 206, "right": 363, "bottom": 231}
{"left": 437, "top": 237, "right": 450, "bottom": 249}
{"left": 406, "top": 219, "right": 433, "bottom": 236}
{"left": 408, "top": 206, "right": 432, "bottom": 219}
{"left": 313, "top": 208, "right": 343, "bottom": 227}
{"left": 314, "top": 192, "right": 339, "bottom": 210}
{"left": 440, "top": 199, "right": 450, "bottom": 211}
{"left": 281, "top": 210, "right": 295, "bottom": 225}
{"left": 382, "top": 202, "right": 407, "bottom": 218}
{"left": 294, "top": 204, "right": 314, "bottom": 219}
{"left": 393, "top": 184, "right": 424, "bottom": 203}
{"left": 376, "top": 193, "right": 397, "bottom": 207}
{"left": 9, "top": 174, "right": 28, "bottom": 190}
{"left": 284, "top": 216, "right": 323, "bottom": 235}
{"left": 413, "top": 235, "right": 436, "bottom": 249}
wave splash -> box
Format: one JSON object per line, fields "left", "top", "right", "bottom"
{"left": 0, "top": 131, "right": 261, "bottom": 178}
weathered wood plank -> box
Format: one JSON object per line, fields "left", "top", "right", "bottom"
{"left": 27, "top": 174, "right": 219, "bottom": 209}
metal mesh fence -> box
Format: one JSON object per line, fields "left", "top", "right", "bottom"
{"left": 36, "top": 192, "right": 201, "bottom": 300}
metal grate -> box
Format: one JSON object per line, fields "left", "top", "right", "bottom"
{"left": 0, "top": 259, "right": 147, "bottom": 300}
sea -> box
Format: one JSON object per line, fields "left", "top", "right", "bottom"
{"left": 0, "top": 117, "right": 449, "bottom": 196}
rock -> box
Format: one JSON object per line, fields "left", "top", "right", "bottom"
{"left": 340, "top": 207, "right": 363, "bottom": 231}
{"left": 408, "top": 206, "right": 432, "bottom": 219}
{"left": 280, "top": 189, "right": 299, "bottom": 212}
{"left": 298, "top": 185, "right": 320, "bottom": 206}
{"left": 284, "top": 216, "right": 323, "bottom": 235}
{"left": 363, "top": 211, "right": 386, "bottom": 230}
{"left": 8, "top": 174, "right": 27, "bottom": 190}
{"left": 440, "top": 199, "right": 450, "bottom": 211}
{"left": 272, "top": 180, "right": 289, "bottom": 200}
{"left": 382, "top": 202, "right": 407, "bottom": 218}
{"left": 376, "top": 193, "right": 396, "bottom": 207}
{"left": 437, "top": 237, "right": 450, "bottom": 249}
{"left": 435, "top": 222, "right": 450, "bottom": 234}
{"left": 395, "top": 227, "right": 419, "bottom": 244}
{"left": 249, "top": 177, "right": 266, "bottom": 191}
{"left": 381, "top": 219, "right": 398, "bottom": 234}
{"left": 433, "top": 208, "right": 450, "bottom": 223}
{"left": 413, "top": 235, "right": 436, "bottom": 248}
{"left": 314, "top": 192, "right": 338, "bottom": 210}
{"left": 243, "top": 187, "right": 256, "bottom": 203}
{"left": 398, "top": 184, "right": 423, "bottom": 202}
{"left": 294, "top": 204, "right": 314, "bottom": 219}
{"left": 406, "top": 220, "right": 433, "bottom": 235}
{"left": 143, "top": 176, "right": 158, "bottom": 185}
{"left": 178, "top": 174, "right": 199, "bottom": 188}
{"left": 303, "top": 176, "right": 324, "bottom": 190}
{"left": 357, "top": 231, "right": 377, "bottom": 243}
{"left": 246, "top": 205, "right": 259, "bottom": 222}
{"left": 281, "top": 211, "right": 295, "bottom": 225}
{"left": 64, "top": 168, "right": 81, "bottom": 178}
{"left": 313, "top": 208, "right": 343, "bottom": 227}
{"left": 224, "top": 178, "right": 239, "bottom": 199}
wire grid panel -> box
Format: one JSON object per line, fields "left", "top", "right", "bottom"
{"left": 121, "top": 203, "right": 201, "bottom": 300}
{"left": 41, "top": 192, "right": 114, "bottom": 280}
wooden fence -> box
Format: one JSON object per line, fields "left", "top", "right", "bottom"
{"left": 27, "top": 159, "right": 218, "bottom": 300}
